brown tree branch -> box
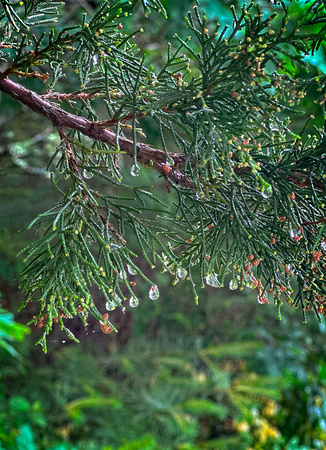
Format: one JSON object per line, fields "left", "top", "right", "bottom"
{"left": 0, "top": 75, "right": 194, "bottom": 188}
{"left": 301, "top": 217, "right": 326, "bottom": 227}
{"left": 0, "top": 75, "right": 325, "bottom": 196}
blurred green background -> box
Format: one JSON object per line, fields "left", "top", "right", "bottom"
{"left": 1, "top": 0, "right": 326, "bottom": 449}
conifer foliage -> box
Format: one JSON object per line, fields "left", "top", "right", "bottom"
{"left": 0, "top": 0, "right": 326, "bottom": 350}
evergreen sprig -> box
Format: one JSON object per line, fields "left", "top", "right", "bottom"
{"left": 0, "top": 0, "right": 326, "bottom": 350}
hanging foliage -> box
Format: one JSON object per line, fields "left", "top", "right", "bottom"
{"left": 0, "top": 0, "right": 325, "bottom": 350}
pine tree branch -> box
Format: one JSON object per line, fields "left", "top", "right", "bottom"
{"left": 0, "top": 75, "right": 324, "bottom": 195}
{"left": 0, "top": 75, "right": 194, "bottom": 188}
{"left": 57, "top": 126, "right": 127, "bottom": 245}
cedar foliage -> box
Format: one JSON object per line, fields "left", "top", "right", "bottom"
{"left": 0, "top": 0, "right": 326, "bottom": 350}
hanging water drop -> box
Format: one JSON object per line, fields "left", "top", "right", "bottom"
{"left": 205, "top": 273, "right": 221, "bottom": 288}
{"left": 129, "top": 296, "right": 139, "bottom": 308}
{"left": 176, "top": 267, "right": 187, "bottom": 279}
{"left": 229, "top": 279, "right": 238, "bottom": 290}
{"left": 172, "top": 276, "right": 179, "bottom": 285}
{"left": 130, "top": 164, "right": 140, "bottom": 176}
{"left": 261, "top": 187, "right": 272, "bottom": 199}
{"left": 112, "top": 292, "right": 124, "bottom": 307}
{"left": 127, "top": 264, "right": 138, "bottom": 275}
{"left": 149, "top": 285, "right": 159, "bottom": 301}
{"left": 119, "top": 270, "right": 126, "bottom": 280}
{"left": 321, "top": 241, "right": 326, "bottom": 254}
{"left": 83, "top": 168, "right": 94, "bottom": 179}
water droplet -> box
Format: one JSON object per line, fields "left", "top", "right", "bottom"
{"left": 129, "top": 296, "right": 139, "bottom": 308}
{"left": 110, "top": 244, "right": 121, "bottom": 253}
{"left": 172, "top": 277, "right": 179, "bottom": 285}
{"left": 289, "top": 229, "right": 297, "bottom": 239}
{"left": 205, "top": 273, "right": 221, "bottom": 288}
{"left": 93, "top": 55, "right": 98, "bottom": 66}
{"left": 130, "top": 164, "right": 140, "bottom": 176}
{"left": 105, "top": 301, "right": 115, "bottom": 311}
{"left": 119, "top": 270, "right": 126, "bottom": 280}
{"left": 229, "top": 279, "right": 238, "bottom": 290}
{"left": 149, "top": 285, "right": 159, "bottom": 300}
{"left": 257, "top": 294, "right": 269, "bottom": 304}
{"left": 127, "top": 264, "right": 138, "bottom": 275}
{"left": 83, "top": 169, "right": 93, "bottom": 179}
{"left": 176, "top": 267, "right": 187, "bottom": 279}
{"left": 321, "top": 241, "right": 326, "bottom": 253}
{"left": 261, "top": 187, "right": 272, "bottom": 199}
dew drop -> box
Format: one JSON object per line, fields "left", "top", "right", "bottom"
{"left": 83, "top": 169, "right": 94, "bottom": 179}
{"left": 289, "top": 229, "right": 297, "bottom": 239}
{"left": 229, "top": 279, "right": 238, "bottom": 290}
{"left": 205, "top": 273, "right": 221, "bottom": 288}
{"left": 105, "top": 301, "right": 115, "bottom": 311}
{"left": 149, "top": 285, "right": 159, "bottom": 301}
{"left": 130, "top": 164, "right": 140, "bottom": 176}
{"left": 261, "top": 187, "right": 272, "bottom": 199}
{"left": 119, "top": 270, "right": 126, "bottom": 280}
{"left": 129, "top": 296, "right": 139, "bottom": 308}
{"left": 127, "top": 264, "right": 138, "bottom": 275}
{"left": 112, "top": 292, "right": 124, "bottom": 308}
{"left": 176, "top": 267, "right": 187, "bottom": 279}
{"left": 110, "top": 244, "right": 121, "bottom": 253}
{"left": 172, "top": 277, "right": 179, "bottom": 285}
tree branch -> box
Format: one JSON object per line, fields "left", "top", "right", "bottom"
{"left": 0, "top": 75, "right": 194, "bottom": 188}
{"left": 0, "top": 75, "right": 324, "bottom": 195}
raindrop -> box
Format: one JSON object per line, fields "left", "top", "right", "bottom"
{"left": 176, "top": 267, "right": 187, "bottom": 279}
{"left": 289, "top": 229, "right": 297, "bottom": 239}
{"left": 118, "top": 270, "right": 126, "bottom": 280}
{"left": 127, "top": 264, "right": 138, "bottom": 275}
{"left": 110, "top": 244, "right": 121, "bottom": 253}
{"left": 129, "top": 296, "right": 139, "bottom": 308}
{"left": 149, "top": 285, "right": 159, "bottom": 301}
{"left": 130, "top": 164, "right": 140, "bottom": 176}
{"left": 172, "top": 277, "right": 179, "bottom": 285}
{"left": 229, "top": 279, "right": 238, "bottom": 290}
{"left": 83, "top": 169, "right": 94, "bottom": 179}
{"left": 105, "top": 301, "right": 115, "bottom": 311}
{"left": 205, "top": 273, "right": 221, "bottom": 288}
{"left": 261, "top": 187, "right": 272, "bottom": 199}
